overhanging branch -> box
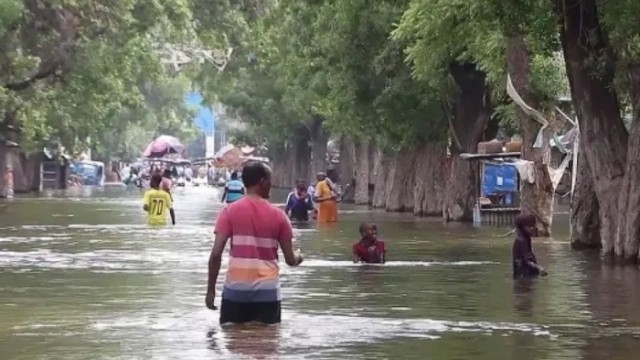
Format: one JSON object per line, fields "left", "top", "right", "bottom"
{"left": 3, "top": 64, "right": 60, "bottom": 91}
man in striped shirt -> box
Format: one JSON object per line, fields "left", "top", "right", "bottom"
{"left": 206, "top": 161, "right": 303, "bottom": 324}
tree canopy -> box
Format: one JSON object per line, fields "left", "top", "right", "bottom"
{"left": 1, "top": 0, "right": 200, "bottom": 159}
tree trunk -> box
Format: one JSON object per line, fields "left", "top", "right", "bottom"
{"left": 617, "top": 64, "right": 640, "bottom": 259}
{"left": 354, "top": 139, "right": 371, "bottom": 204}
{"left": 293, "top": 125, "right": 312, "bottom": 186}
{"left": 308, "top": 115, "right": 328, "bottom": 177}
{"left": 413, "top": 143, "right": 446, "bottom": 216}
{"left": 0, "top": 142, "right": 6, "bottom": 195}
{"left": 270, "top": 148, "right": 294, "bottom": 189}
{"left": 1, "top": 112, "right": 20, "bottom": 196}
{"left": 557, "top": 0, "right": 631, "bottom": 259}
{"left": 571, "top": 135, "right": 601, "bottom": 249}
{"left": 371, "top": 147, "right": 389, "bottom": 208}
{"left": 506, "top": 35, "right": 554, "bottom": 236}
{"left": 367, "top": 140, "right": 376, "bottom": 199}
{"left": 384, "top": 150, "right": 415, "bottom": 212}
{"left": 444, "top": 62, "right": 493, "bottom": 221}
{"left": 30, "top": 153, "right": 43, "bottom": 192}
{"left": 271, "top": 126, "right": 312, "bottom": 189}
{"left": 339, "top": 136, "right": 356, "bottom": 203}
{"left": 339, "top": 136, "right": 355, "bottom": 183}
{"left": 444, "top": 155, "right": 475, "bottom": 220}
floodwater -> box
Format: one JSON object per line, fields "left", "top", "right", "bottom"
{"left": 0, "top": 187, "right": 639, "bottom": 360}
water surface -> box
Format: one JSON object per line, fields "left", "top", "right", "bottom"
{"left": 0, "top": 186, "right": 639, "bottom": 359}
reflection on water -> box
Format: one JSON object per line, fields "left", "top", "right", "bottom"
{"left": 0, "top": 187, "right": 640, "bottom": 359}
{"left": 513, "top": 279, "right": 537, "bottom": 318}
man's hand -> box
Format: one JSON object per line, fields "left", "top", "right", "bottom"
{"left": 295, "top": 251, "right": 304, "bottom": 266}
{"left": 539, "top": 268, "right": 548, "bottom": 277}
{"left": 205, "top": 291, "right": 217, "bottom": 310}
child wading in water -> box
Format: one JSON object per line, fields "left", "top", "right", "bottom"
{"left": 512, "top": 214, "right": 547, "bottom": 278}
{"left": 353, "top": 223, "right": 386, "bottom": 264}
{"left": 143, "top": 174, "right": 175, "bottom": 226}
{"left": 285, "top": 181, "right": 314, "bottom": 222}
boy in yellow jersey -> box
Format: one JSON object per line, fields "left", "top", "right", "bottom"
{"left": 143, "top": 174, "right": 175, "bottom": 226}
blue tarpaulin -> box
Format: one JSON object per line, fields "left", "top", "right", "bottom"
{"left": 482, "top": 163, "right": 518, "bottom": 204}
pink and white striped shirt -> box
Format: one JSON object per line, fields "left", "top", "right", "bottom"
{"left": 214, "top": 196, "right": 293, "bottom": 302}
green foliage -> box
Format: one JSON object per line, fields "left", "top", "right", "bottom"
{"left": 91, "top": 75, "right": 198, "bottom": 161}
{"left": 394, "top": 0, "right": 567, "bottom": 128}
{"left": 199, "top": 0, "right": 452, "bottom": 154}
{"left": 0, "top": 0, "right": 201, "bottom": 160}
{"left": 1, "top": 0, "right": 580, "bottom": 164}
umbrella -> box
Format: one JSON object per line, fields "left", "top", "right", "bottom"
{"left": 214, "top": 144, "right": 243, "bottom": 167}
{"left": 143, "top": 135, "right": 184, "bottom": 158}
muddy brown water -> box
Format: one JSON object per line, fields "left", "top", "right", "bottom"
{"left": 0, "top": 186, "right": 639, "bottom": 359}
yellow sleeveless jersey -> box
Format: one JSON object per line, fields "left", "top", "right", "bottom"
{"left": 143, "top": 189, "right": 173, "bottom": 225}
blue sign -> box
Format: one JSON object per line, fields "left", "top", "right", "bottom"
{"left": 482, "top": 163, "right": 518, "bottom": 203}
{"left": 186, "top": 92, "right": 216, "bottom": 134}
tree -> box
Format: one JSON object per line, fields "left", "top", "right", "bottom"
{"left": 92, "top": 75, "right": 199, "bottom": 163}
{"left": 395, "top": 0, "right": 568, "bottom": 231}
{"left": 1, "top": 0, "right": 196, "bottom": 191}
{"left": 556, "top": 0, "right": 640, "bottom": 261}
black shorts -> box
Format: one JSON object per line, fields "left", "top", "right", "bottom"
{"left": 220, "top": 299, "right": 281, "bottom": 325}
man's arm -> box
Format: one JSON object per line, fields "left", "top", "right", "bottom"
{"left": 207, "top": 232, "right": 230, "bottom": 295}
{"left": 284, "top": 193, "right": 293, "bottom": 216}
{"left": 169, "top": 209, "right": 176, "bottom": 225}
{"left": 277, "top": 212, "right": 302, "bottom": 266}
{"left": 166, "top": 194, "right": 176, "bottom": 225}
{"left": 523, "top": 250, "right": 546, "bottom": 274}
{"left": 206, "top": 208, "right": 232, "bottom": 310}
{"left": 526, "top": 260, "right": 547, "bottom": 275}
{"left": 279, "top": 238, "right": 303, "bottom": 266}
{"left": 143, "top": 192, "right": 150, "bottom": 212}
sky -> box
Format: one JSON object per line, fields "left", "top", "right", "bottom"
{"left": 185, "top": 91, "right": 216, "bottom": 135}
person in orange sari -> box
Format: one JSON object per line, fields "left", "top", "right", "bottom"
{"left": 314, "top": 172, "right": 338, "bottom": 223}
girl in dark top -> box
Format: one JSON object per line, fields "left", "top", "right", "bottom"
{"left": 513, "top": 214, "right": 547, "bottom": 278}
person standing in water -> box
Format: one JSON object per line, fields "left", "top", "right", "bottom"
{"left": 184, "top": 166, "right": 193, "bottom": 182}
{"left": 513, "top": 214, "right": 547, "bottom": 278}
{"left": 285, "top": 180, "right": 315, "bottom": 222}
{"left": 353, "top": 223, "right": 386, "bottom": 263}
{"left": 314, "top": 172, "right": 338, "bottom": 223}
{"left": 206, "top": 161, "right": 303, "bottom": 324}
{"left": 159, "top": 169, "right": 176, "bottom": 224}
{"left": 221, "top": 171, "right": 245, "bottom": 204}
{"left": 143, "top": 174, "right": 175, "bottom": 225}
{"left": 161, "top": 169, "right": 173, "bottom": 192}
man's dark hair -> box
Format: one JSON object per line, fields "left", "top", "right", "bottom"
{"left": 150, "top": 174, "right": 162, "bottom": 189}
{"left": 241, "top": 161, "right": 270, "bottom": 187}
{"left": 230, "top": 171, "right": 239, "bottom": 180}
{"left": 359, "top": 222, "right": 370, "bottom": 235}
